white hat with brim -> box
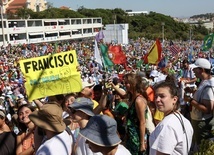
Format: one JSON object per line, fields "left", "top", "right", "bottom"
{"left": 189, "top": 58, "right": 211, "bottom": 70}
{"left": 82, "top": 81, "right": 95, "bottom": 89}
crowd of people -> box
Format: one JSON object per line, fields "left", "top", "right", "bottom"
{"left": 0, "top": 38, "right": 214, "bottom": 155}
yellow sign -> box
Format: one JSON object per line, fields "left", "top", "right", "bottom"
{"left": 19, "top": 50, "right": 82, "bottom": 101}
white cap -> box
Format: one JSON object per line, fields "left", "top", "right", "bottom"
{"left": 190, "top": 58, "right": 211, "bottom": 70}
{"left": 82, "top": 81, "right": 95, "bottom": 89}
{"left": 7, "top": 90, "right": 13, "bottom": 95}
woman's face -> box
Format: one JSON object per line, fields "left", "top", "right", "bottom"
{"left": 124, "top": 78, "right": 131, "bottom": 91}
{"left": 65, "top": 96, "right": 75, "bottom": 108}
{"left": 18, "top": 106, "right": 32, "bottom": 124}
{"left": 70, "top": 109, "right": 85, "bottom": 123}
{"left": 86, "top": 140, "right": 100, "bottom": 153}
{"left": 155, "top": 87, "right": 178, "bottom": 115}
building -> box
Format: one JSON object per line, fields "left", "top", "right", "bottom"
{"left": 2, "top": 0, "right": 47, "bottom": 13}
{"left": 126, "top": 10, "right": 149, "bottom": 16}
{"left": 0, "top": 17, "right": 103, "bottom": 46}
{"left": 103, "top": 23, "right": 129, "bottom": 44}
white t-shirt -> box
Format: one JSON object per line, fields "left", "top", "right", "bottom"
{"left": 74, "top": 135, "right": 131, "bottom": 155}
{"left": 191, "top": 78, "right": 214, "bottom": 120}
{"left": 115, "top": 144, "right": 131, "bottom": 155}
{"left": 74, "top": 135, "right": 102, "bottom": 155}
{"left": 36, "top": 130, "right": 73, "bottom": 155}
{"left": 149, "top": 113, "right": 193, "bottom": 155}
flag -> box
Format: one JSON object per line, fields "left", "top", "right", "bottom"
{"left": 95, "top": 31, "right": 105, "bottom": 42}
{"left": 100, "top": 44, "right": 114, "bottom": 68}
{"left": 158, "top": 57, "right": 167, "bottom": 69}
{"left": 94, "top": 40, "right": 103, "bottom": 67}
{"left": 170, "top": 41, "right": 180, "bottom": 57}
{"left": 202, "top": 33, "right": 214, "bottom": 51}
{"left": 54, "top": 43, "right": 59, "bottom": 53}
{"left": 143, "top": 39, "right": 162, "bottom": 64}
{"left": 136, "top": 59, "right": 143, "bottom": 69}
{"left": 108, "top": 45, "right": 127, "bottom": 65}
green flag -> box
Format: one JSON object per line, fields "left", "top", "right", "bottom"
{"left": 202, "top": 33, "right": 214, "bottom": 51}
{"left": 100, "top": 44, "right": 114, "bottom": 68}
{"left": 136, "top": 59, "right": 143, "bottom": 69}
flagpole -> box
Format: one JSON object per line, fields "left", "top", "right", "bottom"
{"left": 0, "top": 0, "right": 6, "bottom": 47}
{"left": 189, "top": 25, "right": 192, "bottom": 44}
{"left": 99, "top": 42, "right": 106, "bottom": 71}
{"left": 161, "top": 22, "right": 165, "bottom": 44}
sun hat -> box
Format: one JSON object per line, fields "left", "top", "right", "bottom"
{"left": 68, "top": 97, "right": 94, "bottom": 116}
{"left": 190, "top": 58, "right": 211, "bottom": 69}
{"left": 0, "top": 110, "right": 5, "bottom": 118}
{"left": 29, "top": 103, "right": 66, "bottom": 133}
{"left": 82, "top": 81, "right": 95, "bottom": 89}
{"left": 79, "top": 115, "right": 121, "bottom": 147}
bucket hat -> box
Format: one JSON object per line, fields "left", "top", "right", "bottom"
{"left": 29, "top": 103, "right": 66, "bottom": 133}
{"left": 68, "top": 97, "right": 94, "bottom": 116}
{"left": 79, "top": 115, "right": 121, "bottom": 147}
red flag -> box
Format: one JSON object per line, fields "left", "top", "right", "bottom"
{"left": 170, "top": 41, "right": 180, "bottom": 57}
{"left": 108, "top": 45, "right": 127, "bottom": 64}
{"left": 143, "top": 39, "right": 162, "bottom": 64}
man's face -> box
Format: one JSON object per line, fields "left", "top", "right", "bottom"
{"left": 193, "top": 67, "right": 201, "bottom": 78}
{"left": 183, "top": 63, "right": 188, "bottom": 69}
{"left": 86, "top": 140, "right": 101, "bottom": 153}
{"left": 93, "top": 90, "right": 102, "bottom": 101}
{"left": 81, "top": 87, "right": 93, "bottom": 98}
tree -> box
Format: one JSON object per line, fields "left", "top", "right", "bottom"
{"left": 4, "top": 6, "right": 209, "bottom": 40}
{"left": 16, "top": 7, "right": 34, "bottom": 19}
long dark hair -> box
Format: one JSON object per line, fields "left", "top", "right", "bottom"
{"left": 17, "top": 104, "right": 36, "bottom": 133}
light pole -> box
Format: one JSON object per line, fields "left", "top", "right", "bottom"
{"left": 113, "top": 14, "right": 116, "bottom": 41}
{"left": 161, "top": 22, "right": 165, "bottom": 43}
{"left": 189, "top": 26, "right": 192, "bottom": 43}
{"left": 0, "top": 0, "right": 6, "bottom": 47}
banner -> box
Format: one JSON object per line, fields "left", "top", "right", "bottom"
{"left": 19, "top": 50, "right": 82, "bottom": 101}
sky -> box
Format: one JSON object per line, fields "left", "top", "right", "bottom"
{"left": 47, "top": 0, "right": 214, "bottom": 18}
